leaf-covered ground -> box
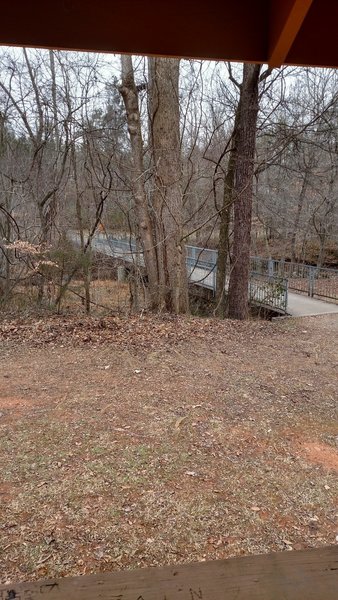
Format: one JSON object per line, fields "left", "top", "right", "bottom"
{"left": 0, "top": 313, "right": 337, "bottom": 584}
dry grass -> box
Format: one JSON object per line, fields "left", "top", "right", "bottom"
{"left": 0, "top": 313, "right": 337, "bottom": 584}
{"left": 64, "top": 279, "right": 130, "bottom": 313}
{"left": 5, "top": 280, "right": 130, "bottom": 315}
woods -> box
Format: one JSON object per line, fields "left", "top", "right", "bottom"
{"left": 1, "top": 15, "right": 338, "bottom": 588}
{"left": 0, "top": 50, "right": 337, "bottom": 318}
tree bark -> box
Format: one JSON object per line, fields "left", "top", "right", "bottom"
{"left": 148, "top": 57, "right": 189, "bottom": 313}
{"left": 228, "top": 64, "right": 261, "bottom": 320}
{"left": 119, "top": 55, "right": 159, "bottom": 310}
{"left": 290, "top": 168, "right": 310, "bottom": 263}
{"left": 71, "top": 142, "right": 91, "bottom": 314}
{"left": 215, "top": 132, "right": 237, "bottom": 317}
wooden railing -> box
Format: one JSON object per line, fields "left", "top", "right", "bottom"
{"left": 1, "top": 546, "right": 337, "bottom": 600}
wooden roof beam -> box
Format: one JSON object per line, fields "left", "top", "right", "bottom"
{"left": 268, "top": 0, "right": 314, "bottom": 68}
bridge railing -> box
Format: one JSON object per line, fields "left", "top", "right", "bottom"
{"left": 186, "top": 244, "right": 218, "bottom": 266}
{"left": 186, "top": 256, "right": 217, "bottom": 290}
{"left": 249, "top": 272, "right": 288, "bottom": 313}
{"left": 69, "top": 233, "right": 288, "bottom": 313}
{"left": 185, "top": 246, "right": 288, "bottom": 312}
{"left": 251, "top": 256, "right": 338, "bottom": 303}
{"left": 94, "top": 235, "right": 143, "bottom": 265}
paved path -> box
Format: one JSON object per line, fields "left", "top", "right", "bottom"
{"left": 287, "top": 292, "right": 338, "bottom": 317}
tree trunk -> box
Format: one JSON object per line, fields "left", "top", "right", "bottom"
{"left": 148, "top": 58, "right": 189, "bottom": 314}
{"left": 119, "top": 55, "right": 160, "bottom": 310}
{"left": 290, "top": 168, "right": 310, "bottom": 263}
{"left": 317, "top": 232, "right": 327, "bottom": 268}
{"left": 228, "top": 64, "right": 261, "bottom": 320}
{"left": 215, "top": 134, "right": 237, "bottom": 317}
{"left": 71, "top": 142, "right": 91, "bottom": 314}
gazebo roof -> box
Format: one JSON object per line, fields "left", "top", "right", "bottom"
{"left": 1, "top": 0, "right": 337, "bottom": 68}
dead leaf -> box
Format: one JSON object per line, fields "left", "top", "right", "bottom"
{"left": 293, "top": 543, "right": 303, "bottom": 551}
{"left": 35, "top": 554, "right": 53, "bottom": 568}
{"left": 175, "top": 416, "right": 187, "bottom": 430}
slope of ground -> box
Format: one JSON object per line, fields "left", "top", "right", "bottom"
{"left": 0, "top": 313, "right": 337, "bottom": 584}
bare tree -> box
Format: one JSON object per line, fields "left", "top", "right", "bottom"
{"left": 119, "top": 55, "right": 159, "bottom": 310}
{"left": 120, "top": 56, "right": 189, "bottom": 313}
{"left": 227, "top": 64, "right": 261, "bottom": 320}
{"left": 148, "top": 57, "right": 189, "bottom": 313}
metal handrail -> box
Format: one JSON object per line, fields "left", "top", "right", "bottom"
{"left": 250, "top": 256, "right": 338, "bottom": 303}
{"left": 69, "top": 232, "right": 289, "bottom": 313}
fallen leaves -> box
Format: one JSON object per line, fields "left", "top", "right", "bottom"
{"left": 0, "top": 311, "right": 337, "bottom": 585}
{"left": 0, "top": 313, "right": 271, "bottom": 352}
{"left": 174, "top": 416, "right": 187, "bottom": 430}
{"left": 35, "top": 554, "right": 53, "bottom": 567}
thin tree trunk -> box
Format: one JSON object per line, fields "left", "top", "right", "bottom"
{"left": 4, "top": 184, "right": 13, "bottom": 297}
{"left": 290, "top": 169, "right": 310, "bottom": 263}
{"left": 119, "top": 55, "right": 159, "bottom": 310}
{"left": 49, "top": 50, "right": 60, "bottom": 148}
{"left": 228, "top": 64, "right": 261, "bottom": 320}
{"left": 317, "top": 233, "right": 326, "bottom": 268}
{"left": 215, "top": 137, "right": 237, "bottom": 317}
{"left": 71, "top": 142, "right": 91, "bottom": 313}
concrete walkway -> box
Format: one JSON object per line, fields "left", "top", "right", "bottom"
{"left": 287, "top": 292, "right": 338, "bottom": 317}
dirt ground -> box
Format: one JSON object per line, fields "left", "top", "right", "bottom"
{"left": 0, "top": 312, "right": 337, "bottom": 584}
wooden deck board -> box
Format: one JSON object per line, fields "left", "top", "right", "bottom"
{"left": 1, "top": 546, "right": 337, "bottom": 600}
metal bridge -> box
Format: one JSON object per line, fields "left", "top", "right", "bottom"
{"left": 69, "top": 232, "right": 288, "bottom": 314}
{"left": 69, "top": 232, "right": 338, "bottom": 316}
